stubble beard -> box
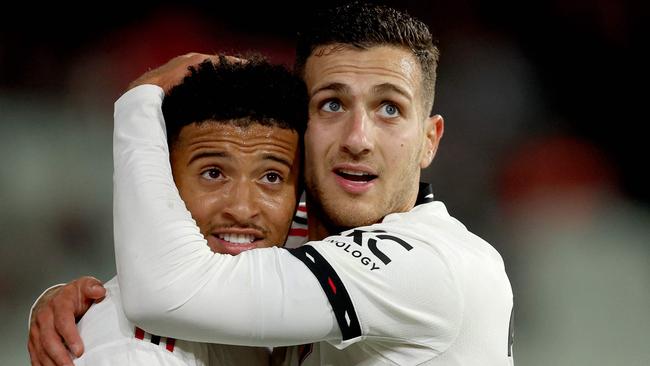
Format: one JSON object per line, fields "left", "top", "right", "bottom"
{"left": 304, "top": 166, "right": 420, "bottom": 236}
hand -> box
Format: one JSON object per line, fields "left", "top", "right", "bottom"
{"left": 127, "top": 52, "right": 246, "bottom": 94}
{"left": 28, "top": 277, "right": 106, "bottom": 366}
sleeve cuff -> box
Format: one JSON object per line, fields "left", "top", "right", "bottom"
{"left": 115, "top": 84, "right": 165, "bottom": 110}
{"left": 28, "top": 284, "right": 65, "bottom": 330}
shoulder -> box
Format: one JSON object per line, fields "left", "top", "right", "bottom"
{"left": 76, "top": 278, "right": 211, "bottom": 365}
{"left": 383, "top": 201, "right": 507, "bottom": 268}
{"left": 76, "top": 278, "right": 134, "bottom": 353}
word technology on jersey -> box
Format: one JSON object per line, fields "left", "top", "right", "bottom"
{"left": 325, "top": 229, "right": 414, "bottom": 271}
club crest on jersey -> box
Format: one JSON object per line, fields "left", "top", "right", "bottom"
{"left": 326, "top": 229, "right": 413, "bottom": 271}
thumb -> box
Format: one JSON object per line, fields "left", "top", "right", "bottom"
{"left": 81, "top": 277, "right": 106, "bottom": 301}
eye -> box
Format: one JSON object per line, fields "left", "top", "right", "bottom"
{"left": 200, "top": 168, "right": 223, "bottom": 180}
{"left": 260, "top": 172, "right": 283, "bottom": 184}
{"left": 321, "top": 99, "right": 343, "bottom": 113}
{"left": 378, "top": 103, "right": 400, "bottom": 118}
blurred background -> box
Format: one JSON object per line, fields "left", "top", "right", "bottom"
{"left": 1, "top": 0, "right": 648, "bottom": 364}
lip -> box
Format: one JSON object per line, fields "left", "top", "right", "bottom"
{"left": 331, "top": 163, "right": 378, "bottom": 195}
{"left": 208, "top": 228, "right": 265, "bottom": 256}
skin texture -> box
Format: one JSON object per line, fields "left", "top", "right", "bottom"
{"left": 28, "top": 277, "right": 106, "bottom": 366}
{"left": 28, "top": 45, "right": 445, "bottom": 365}
{"left": 170, "top": 122, "right": 301, "bottom": 255}
{"left": 303, "top": 45, "right": 443, "bottom": 239}
{"left": 28, "top": 53, "right": 299, "bottom": 366}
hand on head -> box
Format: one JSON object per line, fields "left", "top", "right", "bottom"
{"left": 127, "top": 52, "right": 247, "bottom": 93}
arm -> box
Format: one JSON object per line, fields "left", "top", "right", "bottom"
{"left": 28, "top": 277, "right": 106, "bottom": 366}
{"left": 114, "top": 84, "right": 339, "bottom": 347}
{"left": 114, "top": 54, "right": 461, "bottom": 352}
{"left": 27, "top": 53, "right": 224, "bottom": 366}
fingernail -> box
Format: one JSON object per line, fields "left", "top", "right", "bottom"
{"left": 70, "top": 343, "right": 82, "bottom": 356}
{"left": 90, "top": 285, "right": 102, "bottom": 292}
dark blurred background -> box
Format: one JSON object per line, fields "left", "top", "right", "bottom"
{"left": 1, "top": 1, "right": 648, "bottom": 364}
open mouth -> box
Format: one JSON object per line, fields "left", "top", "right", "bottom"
{"left": 334, "top": 168, "right": 378, "bottom": 182}
{"left": 217, "top": 233, "right": 261, "bottom": 244}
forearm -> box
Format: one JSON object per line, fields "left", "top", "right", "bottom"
{"left": 113, "top": 86, "right": 338, "bottom": 346}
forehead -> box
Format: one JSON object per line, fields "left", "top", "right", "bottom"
{"left": 174, "top": 122, "right": 300, "bottom": 157}
{"left": 303, "top": 45, "right": 422, "bottom": 96}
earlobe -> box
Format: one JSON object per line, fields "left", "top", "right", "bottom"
{"left": 420, "top": 114, "right": 444, "bottom": 169}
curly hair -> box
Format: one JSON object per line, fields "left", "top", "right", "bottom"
{"left": 163, "top": 55, "right": 308, "bottom": 147}
{"left": 295, "top": 2, "right": 439, "bottom": 116}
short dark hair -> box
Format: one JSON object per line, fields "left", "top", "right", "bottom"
{"left": 295, "top": 2, "right": 439, "bottom": 116}
{"left": 163, "top": 56, "right": 308, "bottom": 147}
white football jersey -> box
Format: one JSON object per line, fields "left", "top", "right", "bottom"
{"left": 73, "top": 200, "right": 308, "bottom": 365}
{"left": 74, "top": 277, "right": 271, "bottom": 365}
{"left": 279, "top": 196, "right": 515, "bottom": 365}
{"left": 113, "top": 85, "right": 514, "bottom": 365}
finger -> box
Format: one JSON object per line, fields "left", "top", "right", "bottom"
{"left": 52, "top": 294, "right": 84, "bottom": 357}
{"left": 38, "top": 311, "right": 75, "bottom": 365}
{"left": 80, "top": 277, "right": 106, "bottom": 300}
{"left": 53, "top": 305, "right": 83, "bottom": 357}
{"left": 40, "top": 352, "right": 58, "bottom": 366}
{"left": 28, "top": 338, "right": 42, "bottom": 366}
{"left": 42, "top": 334, "right": 74, "bottom": 366}
{"left": 31, "top": 325, "right": 59, "bottom": 366}
{"left": 222, "top": 55, "right": 248, "bottom": 64}
{"left": 180, "top": 52, "right": 214, "bottom": 66}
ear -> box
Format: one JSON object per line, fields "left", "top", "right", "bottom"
{"left": 420, "top": 114, "right": 444, "bottom": 169}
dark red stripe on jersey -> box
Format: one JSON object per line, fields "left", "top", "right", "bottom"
{"left": 166, "top": 337, "right": 176, "bottom": 352}
{"left": 297, "top": 205, "right": 307, "bottom": 212}
{"left": 289, "top": 228, "right": 308, "bottom": 237}
{"left": 288, "top": 245, "right": 361, "bottom": 341}
{"left": 150, "top": 335, "right": 161, "bottom": 345}
{"left": 134, "top": 327, "right": 145, "bottom": 340}
{"left": 327, "top": 277, "right": 337, "bottom": 294}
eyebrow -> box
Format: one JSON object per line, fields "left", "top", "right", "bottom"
{"left": 311, "top": 82, "right": 412, "bottom": 101}
{"left": 263, "top": 153, "right": 293, "bottom": 170}
{"left": 311, "top": 82, "right": 351, "bottom": 97}
{"left": 372, "top": 83, "right": 412, "bottom": 101}
{"left": 188, "top": 151, "right": 228, "bottom": 165}
{"left": 188, "top": 151, "right": 292, "bottom": 170}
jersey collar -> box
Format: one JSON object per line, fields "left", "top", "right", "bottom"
{"left": 416, "top": 182, "right": 434, "bottom": 206}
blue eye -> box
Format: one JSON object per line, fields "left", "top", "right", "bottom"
{"left": 322, "top": 100, "right": 343, "bottom": 113}
{"left": 378, "top": 103, "right": 400, "bottom": 118}
{"left": 201, "top": 168, "right": 223, "bottom": 180}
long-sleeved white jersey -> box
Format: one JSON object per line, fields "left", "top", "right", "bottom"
{"left": 28, "top": 206, "right": 309, "bottom": 365}
{"left": 74, "top": 277, "right": 271, "bottom": 365}
{"left": 114, "top": 85, "right": 514, "bottom": 365}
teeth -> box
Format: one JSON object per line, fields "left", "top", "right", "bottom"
{"left": 218, "top": 233, "right": 255, "bottom": 244}
{"left": 338, "top": 169, "right": 369, "bottom": 176}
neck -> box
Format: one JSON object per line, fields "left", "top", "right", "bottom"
{"left": 307, "top": 214, "right": 331, "bottom": 241}
{"left": 305, "top": 196, "right": 348, "bottom": 240}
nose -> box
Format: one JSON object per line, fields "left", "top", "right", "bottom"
{"left": 340, "top": 108, "right": 373, "bottom": 157}
{"left": 221, "top": 181, "right": 260, "bottom": 224}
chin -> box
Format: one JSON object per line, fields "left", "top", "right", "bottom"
{"left": 326, "top": 201, "right": 382, "bottom": 228}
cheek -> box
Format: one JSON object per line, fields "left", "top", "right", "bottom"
{"left": 384, "top": 132, "right": 421, "bottom": 171}
{"left": 304, "top": 128, "right": 319, "bottom": 154}
{"left": 305, "top": 127, "right": 334, "bottom": 169}
{"left": 259, "top": 190, "right": 297, "bottom": 244}
{"left": 181, "top": 190, "right": 222, "bottom": 232}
